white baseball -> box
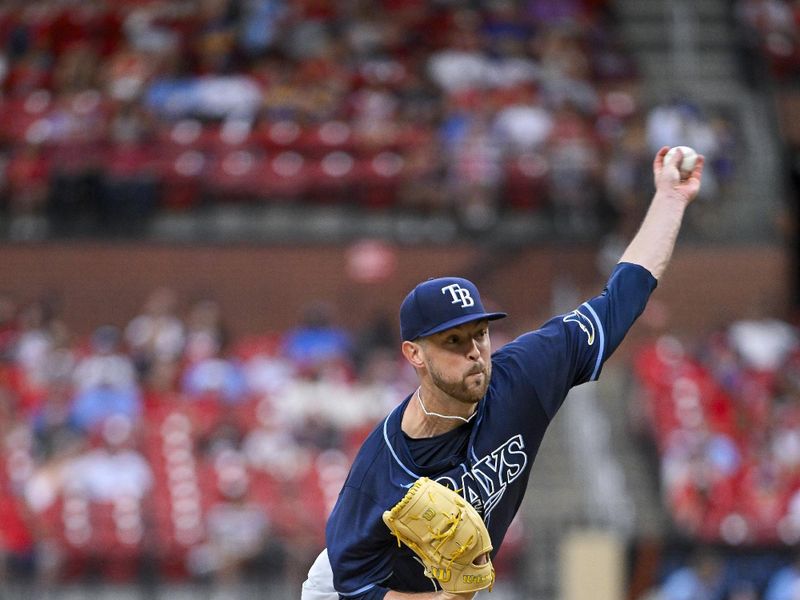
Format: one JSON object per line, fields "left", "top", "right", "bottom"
{"left": 664, "top": 146, "right": 698, "bottom": 179}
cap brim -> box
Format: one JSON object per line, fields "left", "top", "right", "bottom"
{"left": 415, "top": 312, "right": 507, "bottom": 340}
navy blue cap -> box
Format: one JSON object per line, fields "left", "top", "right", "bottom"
{"left": 400, "top": 277, "right": 507, "bottom": 341}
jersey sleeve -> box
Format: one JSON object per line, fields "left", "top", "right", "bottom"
{"left": 326, "top": 485, "right": 393, "bottom": 599}
{"left": 498, "top": 262, "right": 657, "bottom": 419}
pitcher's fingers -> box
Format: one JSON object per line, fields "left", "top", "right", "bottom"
{"left": 689, "top": 154, "right": 705, "bottom": 180}
{"left": 654, "top": 146, "right": 670, "bottom": 172}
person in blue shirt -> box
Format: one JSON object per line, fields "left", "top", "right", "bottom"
{"left": 765, "top": 553, "right": 800, "bottom": 600}
{"left": 659, "top": 550, "right": 727, "bottom": 600}
{"left": 301, "top": 147, "right": 705, "bottom": 600}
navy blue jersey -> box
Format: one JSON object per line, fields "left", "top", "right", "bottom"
{"left": 325, "top": 262, "right": 657, "bottom": 599}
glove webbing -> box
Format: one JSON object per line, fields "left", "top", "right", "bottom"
{"left": 387, "top": 484, "right": 474, "bottom": 570}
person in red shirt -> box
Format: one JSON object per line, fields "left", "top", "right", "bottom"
{"left": 0, "top": 478, "right": 35, "bottom": 580}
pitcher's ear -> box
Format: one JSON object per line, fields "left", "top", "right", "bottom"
{"left": 402, "top": 340, "right": 426, "bottom": 369}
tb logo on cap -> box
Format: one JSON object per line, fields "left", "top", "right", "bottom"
{"left": 441, "top": 283, "right": 475, "bottom": 308}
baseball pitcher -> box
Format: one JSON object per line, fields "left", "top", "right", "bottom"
{"left": 302, "top": 148, "right": 704, "bottom": 599}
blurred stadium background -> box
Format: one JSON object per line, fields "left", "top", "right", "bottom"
{"left": 0, "top": 0, "right": 798, "bottom": 599}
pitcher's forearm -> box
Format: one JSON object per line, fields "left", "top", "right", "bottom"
{"left": 618, "top": 190, "right": 688, "bottom": 280}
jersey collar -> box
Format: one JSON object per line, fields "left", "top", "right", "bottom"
{"left": 384, "top": 392, "right": 487, "bottom": 481}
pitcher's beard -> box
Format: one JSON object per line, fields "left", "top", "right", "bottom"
{"left": 428, "top": 362, "right": 491, "bottom": 405}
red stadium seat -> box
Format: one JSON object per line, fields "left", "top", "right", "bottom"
{"left": 104, "top": 142, "right": 159, "bottom": 179}
{"left": 305, "top": 152, "right": 361, "bottom": 204}
{"left": 152, "top": 148, "right": 207, "bottom": 210}
{"left": 254, "top": 120, "right": 304, "bottom": 154}
{"left": 303, "top": 121, "right": 357, "bottom": 157}
{"left": 0, "top": 91, "right": 54, "bottom": 144}
{"left": 358, "top": 151, "right": 407, "bottom": 208}
{"left": 203, "top": 149, "right": 265, "bottom": 202}
{"left": 262, "top": 151, "right": 312, "bottom": 201}
{"left": 504, "top": 153, "right": 549, "bottom": 211}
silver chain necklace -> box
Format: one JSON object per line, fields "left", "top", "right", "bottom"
{"left": 415, "top": 388, "right": 477, "bottom": 424}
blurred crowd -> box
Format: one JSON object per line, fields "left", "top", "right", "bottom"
{"left": 0, "top": 287, "right": 415, "bottom": 586}
{"left": 0, "top": 0, "right": 737, "bottom": 241}
{"left": 640, "top": 547, "right": 796, "bottom": 600}
{"left": 629, "top": 305, "right": 800, "bottom": 600}
{"left": 633, "top": 314, "right": 800, "bottom": 548}
{"left": 0, "top": 288, "right": 527, "bottom": 588}
{"left": 736, "top": 0, "right": 800, "bottom": 84}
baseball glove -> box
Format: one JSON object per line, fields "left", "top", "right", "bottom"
{"left": 382, "top": 477, "right": 495, "bottom": 593}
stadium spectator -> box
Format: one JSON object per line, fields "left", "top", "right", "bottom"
{"left": 184, "top": 298, "right": 228, "bottom": 365}
{"left": 280, "top": 301, "right": 353, "bottom": 378}
{"left": 70, "top": 325, "right": 141, "bottom": 431}
{"left": 538, "top": 27, "right": 598, "bottom": 114}
{"left": 23, "top": 421, "right": 86, "bottom": 516}
{"left": 14, "top": 300, "right": 58, "bottom": 395}
{"left": 728, "top": 316, "right": 798, "bottom": 372}
{"left": 546, "top": 102, "right": 603, "bottom": 233}
{"left": 63, "top": 415, "right": 152, "bottom": 502}
{"left": 736, "top": 0, "right": 800, "bottom": 81}
{"left": 447, "top": 111, "right": 504, "bottom": 231}
{"left": 99, "top": 39, "right": 156, "bottom": 103}
{"left": 124, "top": 287, "right": 185, "bottom": 378}
{"left": 101, "top": 100, "right": 160, "bottom": 232}
{"left": 765, "top": 553, "right": 800, "bottom": 600}
{"left": 243, "top": 410, "right": 312, "bottom": 482}
{"left": 4, "top": 142, "right": 50, "bottom": 240}
{"left": 602, "top": 120, "right": 652, "bottom": 240}
{"left": 0, "top": 477, "right": 35, "bottom": 581}
{"left": 188, "top": 451, "right": 272, "bottom": 585}
{"left": 181, "top": 338, "right": 247, "bottom": 405}
{"left": 237, "top": 0, "right": 289, "bottom": 58}
{"left": 241, "top": 345, "right": 296, "bottom": 399}
{"left": 427, "top": 9, "right": 489, "bottom": 95}
{"left": 396, "top": 134, "right": 448, "bottom": 214}
{"left": 30, "top": 375, "right": 81, "bottom": 462}
{"left": 492, "top": 84, "right": 553, "bottom": 153}
{"left": 658, "top": 550, "right": 727, "bottom": 600}
{"left": 140, "top": 357, "right": 182, "bottom": 416}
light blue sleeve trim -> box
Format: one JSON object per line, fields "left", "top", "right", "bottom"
{"left": 383, "top": 412, "right": 420, "bottom": 480}
{"left": 339, "top": 574, "right": 393, "bottom": 597}
{"left": 340, "top": 581, "right": 377, "bottom": 596}
{"left": 581, "top": 301, "right": 605, "bottom": 381}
